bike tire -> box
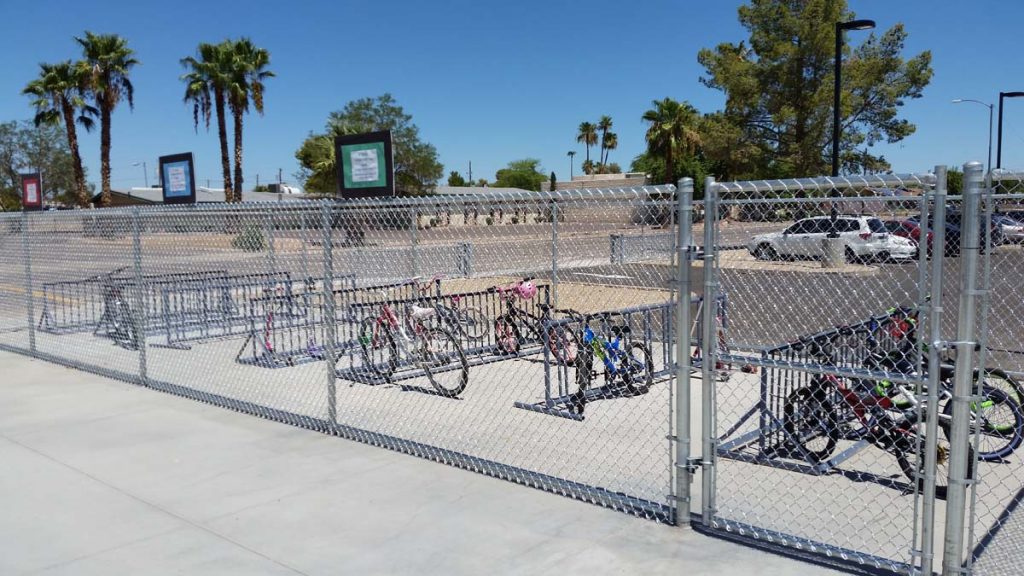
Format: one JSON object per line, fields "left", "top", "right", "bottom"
{"left": 494, "top": 315, "right": 521, "bottom": 355}
{"left": 455, "top": 306, "right": 489, "bottom": 342}
{"left": 895, "top": 437, "right": 974, "bottom": 499}
{"left": 419, "top": 327, "right": 469, "bottom": 398}
{"left": 977, "top": 369, "right": 1024, "bottom": 406}
{"left": 782, "top": 386, "right": 839, "bottom": 463}
{"left": 358, "top": 317, "right": 396, "bottom": 378}
{"left": 569, "top": 344, "right": 593, "bottom": 416}
{"left": 621, "top": 342, "right": 654, "bottom": 395}
{"left": 940, "top": 385, "right": 1024, "bottom": 462}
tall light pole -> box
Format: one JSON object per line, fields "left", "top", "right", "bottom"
{"left": 832, "top": 19, "right": 876, "bottom": 178}
{"left": 952, "top": 98, "right": 994, "bottom": 171}
{"left": 996, "top": 91, "right": 1024, "bottom": 169}
{"left": 132, "top": 161, "right": 148, "bottom": 188}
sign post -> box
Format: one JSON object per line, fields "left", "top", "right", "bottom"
{"left": 335, "top": 130, "right": 395, "bottom": 199}
{"left": 20, "top": 172, "right": 42, "bottom": 211}
{"left": 158, "top": 153, "right": 197, "bottom": 204}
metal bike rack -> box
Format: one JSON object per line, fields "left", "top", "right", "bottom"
{"left": 335, "top": 283, "right": 552, "bottom": 390}
{"left": 715, "top": 311, "right": 917, "bottom": 476}
{"left": 514, "top": 301, "right": 675, "bottom": 421}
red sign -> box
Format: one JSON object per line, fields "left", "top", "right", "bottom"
{"left": 21, "top": 173, "right": 42, "bottom": 210}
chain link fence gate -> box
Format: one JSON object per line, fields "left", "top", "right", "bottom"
{"left": 0, "top": 187, "right": 690, "bottom": 527}
{"left": 689, "top": 169, "right": 962, "bottom": 574}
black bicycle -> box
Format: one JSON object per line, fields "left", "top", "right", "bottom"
{"left": 491, "top": 277, "right": 580, "bottom": 365}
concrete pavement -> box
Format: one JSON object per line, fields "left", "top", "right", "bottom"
{"left": 0, "top": 350, "right": 839, "bottom": 576}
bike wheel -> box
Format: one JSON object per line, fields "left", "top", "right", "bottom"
{"left": 417, "top": 327, "right": 469, "bottom": 397}
{"left": 568, "top": 344, "right": 593, "bottom": 415}
{"left": 940, "top": 385, "right": 1024, "bottom": 461}
{"left": 358, "top": 317, "right": 396, "bottom": 378}
{"left": 978, "top": 369, "right": 1024, "bottom": 406}
{"left": 895, "top": 435, "right": 974, "bottom": 499}
{"left": 621, "top": 342, "right": 654, "bottom": 394}
{"left": 455, "top": 306, "right": 489, "bottom": 342}
{"left": 783, "top": 386, "right": 839, "bottom": 463}
{"left": 113, "top": 300, "right": 140, "bottom": 350}
{"left": 545, "top": 325, "right": 580, "bottom": 366}
{"left": 494, "top": 315, "right": 521, "bottom": 355}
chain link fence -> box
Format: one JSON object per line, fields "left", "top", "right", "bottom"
{"left": 3, "top": 171, "right": 1023, "bottom": 575}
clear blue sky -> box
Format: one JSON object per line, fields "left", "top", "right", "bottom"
{"left": 1, "top": 0, "right": 1021, "bottom": 191}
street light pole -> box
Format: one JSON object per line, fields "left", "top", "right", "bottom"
{"left": 952, "top": 99, "right": 994, "bottom": 171}
{"left": 996, "top": 91, "right": 1024, "bottom": 169}
{"left": 132, "top": 161, "right": 148, "bottom": 188}
{"left": 832, "top": 19, "right": 876, "bottom": 178}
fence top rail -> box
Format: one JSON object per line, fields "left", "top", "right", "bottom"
{"left": 345, "top": 282, "right": 551, "bottom": 310}
{"left": 710, "top": 173, "right": 935, "bottom": 195}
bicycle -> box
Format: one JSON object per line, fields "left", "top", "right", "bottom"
{"left": 862, "top": 307, "right": 1024, "bottom": 462}
{"left": 352, "top": 286, "right": 469, "bottom": 397}
{"left": 782, "top": 333, "right": 976, "bottom": 497}
{"left": 92, "top": 266, "right": 141, "bottom": 350}
{"left": 567, "top": 310, "right": 654, "bottom": 415}
{"left": 412, "top": 274, "right": 489, "bottom": 343}
{"left": 490, "top": 277, "right": 579, "bottom": 364}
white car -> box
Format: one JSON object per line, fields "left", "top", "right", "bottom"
{"left": 748, "top": 216, "right": 917, "bottom": 263}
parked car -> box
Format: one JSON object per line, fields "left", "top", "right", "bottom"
{"left": 884, "top": 219, "right": 934, "bottom": 257}
{"left": 992, "top": 213, "right": 1024, "bottom": 244}
{"left": 748, "top": 216, "right": 917, "bottom": 263}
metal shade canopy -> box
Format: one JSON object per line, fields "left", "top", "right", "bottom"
{"left": 839, "top": 19, "right": 876, "bottom": 30}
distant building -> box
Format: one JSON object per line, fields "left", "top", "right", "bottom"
{"left": 542, "top": 172, "right": 650, "bottom": 192}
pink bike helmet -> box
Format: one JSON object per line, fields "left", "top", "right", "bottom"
{"left": 515, "top": 279, "right": 538, "bottom": 300}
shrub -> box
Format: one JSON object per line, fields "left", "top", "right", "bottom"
{"left": 232, "top": 224, "right": 266, "bottom": 252}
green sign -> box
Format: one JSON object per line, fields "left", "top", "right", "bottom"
{"left": 341, "top": 142, "right": 387, "bottom": 189}
{"left": 335, "top": 130, "right": 395, "bottom": 198}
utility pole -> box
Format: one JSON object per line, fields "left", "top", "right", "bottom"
{"left": 468, "top": 161, "right": 473, "bottom": 183}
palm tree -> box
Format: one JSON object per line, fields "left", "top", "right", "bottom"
{"left": 181, "top": 42, "right": 234, "bottom": 202}
{"left": 23, "top": 61, "right": 96, "bottom": 207}
{"left": 576, "top": 122, "right": 597, "bottom": 165}
{"left": 567, "top": 150, "right": 576, "bottom": 179}
{"left": 75, "top": 32, "right": 138, "bottom": 206}
{"left": 597, "top": 115, "right": 613, "bottom": 164}
{"left": 226, "top": 38, "right": 274, "bottom": 202}
{"left": 642, "top": 98, "right": 701, "bottom": 184}
{"left": 602, "top": 132, "right": 618, "bottom": 167}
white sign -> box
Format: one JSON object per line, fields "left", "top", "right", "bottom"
{"left": 351, "top": 148, "right": 380, "bottom": 183}
{"left": 168, "top": 166, "right": 187, "bottom": 193}
{"left": 26, "top": 182, "right": 38, "bottom": 203}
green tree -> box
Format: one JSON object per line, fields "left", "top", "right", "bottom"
{"left": 226, "top": 38, "right": 274, "bottom": 201}
{"left": 642, "top": 98, "right": 702, "bottom": 184}
{"left": 447, "top": 170, "right": 467, "bottom": 186}
{"left": 296, "top": 94, "right": 443, "bottom": 195}
{"left": 181, "top": 42, "right": 235, "bottom": 202}
{"left": 581, "top": 159, "right": 595, "bottom": 176}
{"left": 947, "top": 167, "right": 963, "bottom": 195}
{"left": 601, "top": 132, "right": 618, "bottom": 167}
{"left": 576, "top": 122, "right": 597, "bottom": 167}
{"left": 0, "top": 120, "right": 91, "bottom": 210}
{"left": 493, "top": 158, "right": 546, "bottom": 191}
{"left": 76, "top": 32, "right": 138, "bottom": 206}
{"left": 697, "top": 0, "right": 932, "bottom": 177}
{"left": 22, "top": 61, "right": 96, "bottom": 207}
{"left": 597, "top": 115, "right": 613, "bottom": 164}
{"left": 549, "top": 171, "right": 557, "bottom": 192}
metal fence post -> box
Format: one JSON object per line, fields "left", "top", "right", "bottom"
{"left": 322, "top": 201, "right": 338, "bottom": 425}
{"left": 674, "top": 178, "right": 694, "bottom": 526}
{"left": 409, "top": 206, "right": 419, "bottom": 277}
{"left": 942, "top": 161, "right": 984, "bottom": 576}
{"left": 131, "top": 207, "right": 148, "bottom": 385}
{"left": 267, "top": 209, "right": 277, "bottom": 273}
{"left": 701, "top": 176, "right": 718, "bottom": 527}
{"left": 21, "top": 211, "right": 36, "bottom": 355}
{"left": 551, "top": 199, "right": 559, "bottom": 310}
{"left": 919, "top": 166, "right": 947, "bottom": 576}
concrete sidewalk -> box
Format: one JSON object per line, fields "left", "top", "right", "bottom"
{"left": 0, "top": 350, "right": 837, "bottom": 576}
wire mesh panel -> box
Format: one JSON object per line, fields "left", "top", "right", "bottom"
{"left": 702, "top": 173, "right": 948, "bottom": 573}
{"left": 0, "top": 212, "right": 31, "bottom": 353}
{"left": 965, "top": 171, "right": 1024, "bottom": 576}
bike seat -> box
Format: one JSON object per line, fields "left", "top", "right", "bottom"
{"left": 538, "top": 303, "right": 552, "bottom": 311}
{"left": 610, "top": 324, "right": 631, "bottom": 336}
